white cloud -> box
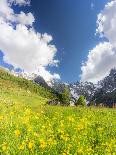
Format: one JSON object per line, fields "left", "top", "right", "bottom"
{"left": 96, "top": 0, "right": 116, "bottom": 45}
{"left": 0, "top": 0, "right": 14, "bottom": 21}
{"left": 81, "top": 42, "right": 116, "bottom": 83}
{"left": 0, "top": 0, "right": 34, "bottom": 25}
{"left": 0, "top": 0, "right": 60, "bottom": 82}
{"left": 15, "top": 12, "right": 35, "bottom": 26}
{"left": 38, "top": 66, "right": 60, "bottom": 82}
{"left": 9, "top": 0, "right": 30, "bottom": 6}
{"left": 81, "top": 0, "right": 116, "bottom": 83}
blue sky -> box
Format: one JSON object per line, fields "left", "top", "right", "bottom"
{"left": 30, "top": 0, "right": 109, "bottom": 82}
{"left": 0, "top": 0, "right": 115, "bottom": 83}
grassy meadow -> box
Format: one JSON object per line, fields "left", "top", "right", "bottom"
{"left": 0, "top": 68, "right": 116, "bottom": 155}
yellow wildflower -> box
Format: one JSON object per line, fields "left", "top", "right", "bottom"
{"left": 19, "top": 141, "right": 25, "bottom": 150}
{"left": 41, "top": 111, "right": 44, "bottom": 114}
{"left": 78, "top": 147, "right": 83, "bottom": 154}
{"left": 2, "top": 145, "right": 7, "bottom": 151}
{"left": 34, "top": 132, "right": 39, "bottom": 137}
{"left": 19, "top": 145, "right": 24, "bottom": 150}
{"left": 10, "top": 112, "right": 14, "bottom": 116}
{"left": 28, "top": 140, "right": 34, "bottom": 150}
{"left": 14, "top": 130, "right": 21, "bottom": 137}
{"left": 68, "top": 116, "right": 74, "bottom": 122}
{"left": 0, "top": 115, "right": 3, "bottom": 121}
{"left": 40, "top": 140, "right": 46, "bottom": 149}
{"left": 62, "top": 153, "right": 67, "bottom": 155}
{"left": 25, "top": 109, "right": 32, "bottom": 116}
{"left": 27, "top": 126, "right": 32, "bottom": 132}
{"left": 76, "top": 124, "right": 84, "bottom": 131}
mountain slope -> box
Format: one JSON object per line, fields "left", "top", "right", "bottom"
{"left": 93, "top": 68, "right": 116, "bottom": 106}
{"left": 34, "top": 75, "right": 50, "bottom": 89}
{"left": 0, "top": 68, "right": 57, "bottom": 109}
{"left": 70, "top": 68, "right": 116, "bottom": 106}
{"left": 51, "top": 68, "right": 116, "bottom": 106}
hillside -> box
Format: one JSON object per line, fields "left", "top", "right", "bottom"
{"left": 0, "top": 68, "right": 57, "bottom": 110}
{"left": 0, "top": 68, "right": 116, "bottom": 154}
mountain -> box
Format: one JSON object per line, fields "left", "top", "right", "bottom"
{"left": 11, "top": 70, "right": 51, "bottom": 89}
{"left": 8, "top": 66, "right": 116, "bottom": 107}
{"left": 51, "top": 80, "right": 97, "bottom": 101}
{"left": 98, "top": 68, "right": 116, "bottom": 93}
{"left": 34, "top": 75, "right": 50, "bottom": 89}
{"left": 51, "top": 81, "right": 69, "bottom": 93}
{"left": 93, "top": 68, "right": 116, "bottom": 106}
{"left": 69, "top": 81, "right": 96, "bottom": 101}
{"left": 70, "top": 68, "right": 116, "bottom": 106}
{"left": 51, "top": 68, "right": 116, "bottom": 106}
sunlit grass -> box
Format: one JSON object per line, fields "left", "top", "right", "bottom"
{"left": 0, "top": 68, "right": 116, "bottom": 154}
{"left": 0, "top": 101, "right": 115, "bottom": 155}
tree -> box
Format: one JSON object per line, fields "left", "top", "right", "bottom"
{"left": 89, "top": 101, "right": 95, "bottom": 106}
{"left": 59, "top": 87, "right": 70, "bottom": 105}
{"left": 75, "top": 95, "right": 86, "bottom": 106}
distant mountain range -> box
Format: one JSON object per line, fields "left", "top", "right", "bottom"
{"left": 11, "top": 67, "right": 116, "bottom": 106}
{"left": 50, "top": 68, "right": 116, "bottom": 106}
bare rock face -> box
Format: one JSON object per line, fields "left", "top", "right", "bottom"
{"left": 51, "top": 82, "right": 69, "bottom": 93}
{"left": 34, "top": 68, "right": 116, "bottom": 107}
{"left": 93, "top": 68, "right": 116, "bottom": 106}
{"left": 34, "top": 75, "right": 50, "bottom": 89}
{"left": 52, "top": 68, "right": 116, "bottom": 107}
{"left": 69, "top": 81, "right": 96, "bottom": 101}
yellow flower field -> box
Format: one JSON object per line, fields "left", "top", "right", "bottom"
{"left": 0, "top": 102, "right": 115, "bottom": 155}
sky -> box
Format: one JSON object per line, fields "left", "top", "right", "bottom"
{"left": 1, "top": 0, "right": 116, "bottom": 84}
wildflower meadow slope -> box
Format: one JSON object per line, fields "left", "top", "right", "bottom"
{"left": 0, "top": 104, "right": 116, "bottom": 155}
{"left": 0, "top": 68, "right": 116, "bottom": 155}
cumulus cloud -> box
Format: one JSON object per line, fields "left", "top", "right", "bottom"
{"left": 96, "top": 0, "right": 116, "bottom": 45}
{"left": 0, "top": 0, "right": 60, "bottom": 82}
{"left": 0, "top": 0, "right": 34, "bottom": 25}
{"left": 9, "top": 0, "right": 30, "bottom": 6}
{"left": 38, "top": 66, "right": 60, "bottom": 82}
{"left": 81, "top": 0, "right": 116, "bottom": 83}
{"left": 15, "top": 12, "right": 35, "bottom": 26}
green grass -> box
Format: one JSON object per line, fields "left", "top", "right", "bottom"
{"left": 0, "top": 68, "right": 57, "bottom": 109}
{"left": 0, "top": 67, "right": 56, "bottom": 100}
{"left": 0, "top": 68, "right": 116, "bottom": 154}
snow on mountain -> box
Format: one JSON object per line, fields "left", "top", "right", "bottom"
{"left": 10, "top": 68, "right": 116, "bottom": 104}
{"left": 51, "top": 68, "right": 116, "bottom": 103}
